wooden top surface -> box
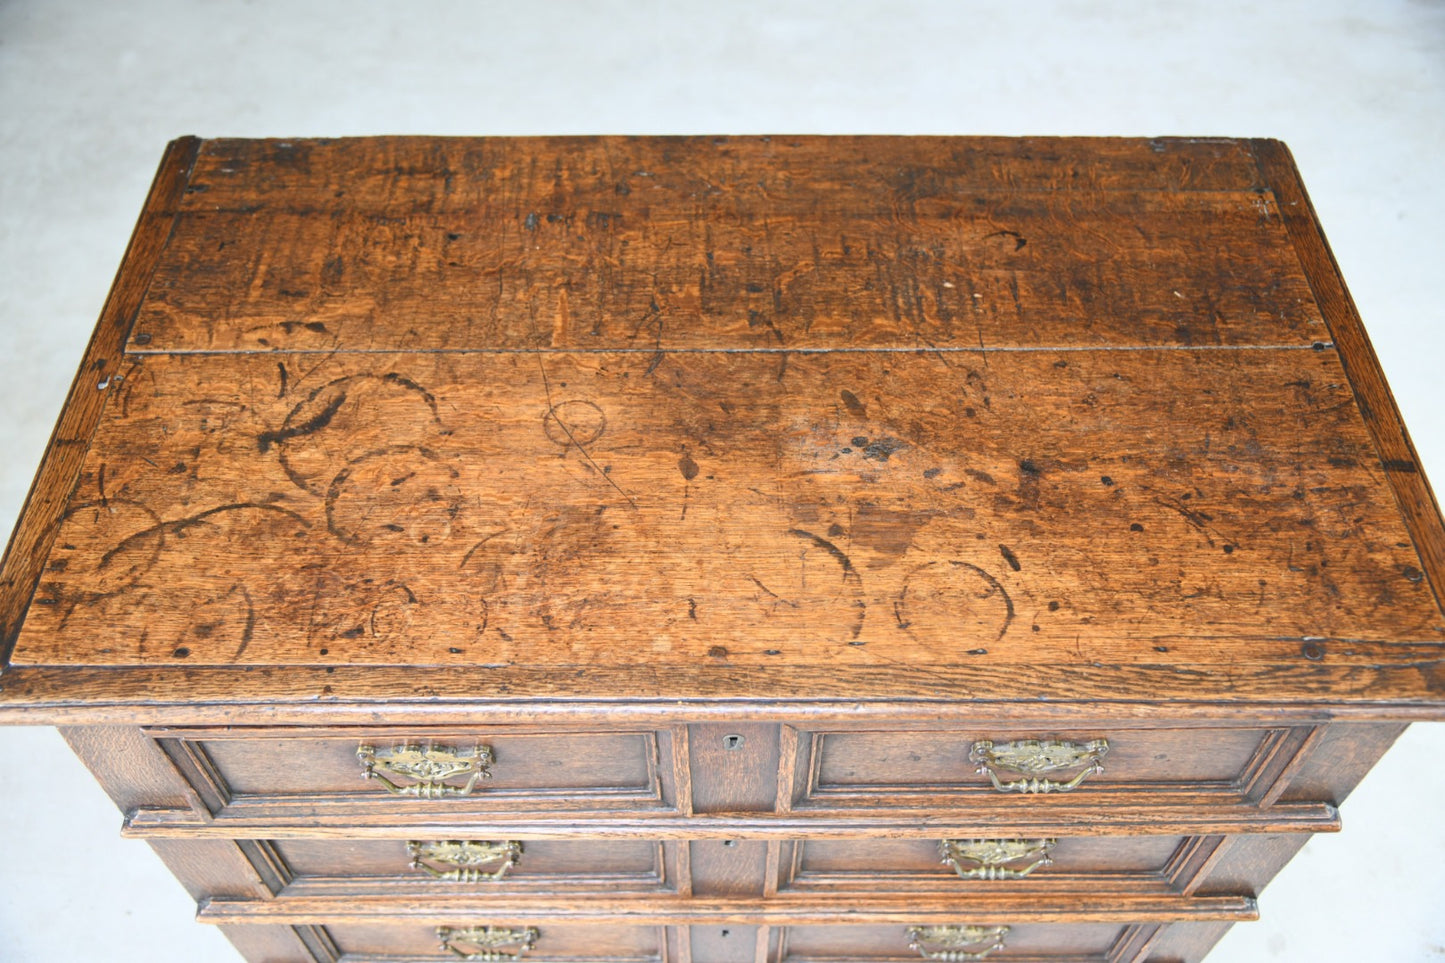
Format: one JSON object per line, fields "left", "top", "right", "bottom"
{"left": 3, "top": 135, "right": 1444, "bottom": 719}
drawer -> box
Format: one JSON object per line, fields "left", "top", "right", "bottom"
{"left": 776, "top": 835, "right": 1218, "bottom": 895}
{"left": 147, "top": 725, "right": 683, "bottom": 820}
{"left": 222, "top": 921, "right": 681, "bottom": 962}
{"left": 250, "top": 838, "right": 682, "bottom": 896}
{"left": 789, "top": 724, "right": 1319, "bottom": 810}
{"left": 779, "top": 922, "right": 1161, "bottom": 962}
{"left": 214, "top": 920, "right": 1230, "bottom": 963}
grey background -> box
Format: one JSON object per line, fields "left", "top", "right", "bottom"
{"left": 1, "top": 1, "right": 1443, "bottom": 959}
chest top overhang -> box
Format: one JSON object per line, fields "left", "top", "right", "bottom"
{"left": 2, "top": 135, "right": 1443, "bottom": 720}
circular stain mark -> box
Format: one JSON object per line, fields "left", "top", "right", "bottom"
{"left": 266, "top": 373, "right": 442, "bottom": 496}
{"left": 325, "top": 446, "right": 463, "bottom": 545}
{"left": 543, "top": 400, "right": 607, "bottom": 448}
{"left": 896, "top": 560, "right": 1015, "bottom": 642}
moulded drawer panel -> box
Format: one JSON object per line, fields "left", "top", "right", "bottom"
{"left": 266, "top": 838, "right": 676, "bottom": 896}
{"left": 781, "top": 835, "right": 1190, "bottom": 894}
{"left": 797, "top": 726, "right": 1314, "bottom": 808}
{"left": 148, "top": 726, "right": 678, "bottom": 819}
{"left": 780, "top": 922, "right": 1149, "bottom": 962}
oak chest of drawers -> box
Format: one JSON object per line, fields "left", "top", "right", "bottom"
{"left": 2, "top": 135, "right": 1443, "bottom": 962}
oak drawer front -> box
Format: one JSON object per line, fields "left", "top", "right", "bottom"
{"left": 150, "top": 726, "right": 680, "bottom": 818}
{"left": 283, "top": 921, "right": 671, "bottom": 962}
{"left": 249, "top": 838, "right": 679, "bottom": 897}
{"left": 780, "top": 922, "right": 1157, "bottom": 962}
{"left": 792, "top": 725, "right": 1317, "bottom": 808}
{"left": 778, "top": 835, "right": 1213, "bottom": 895}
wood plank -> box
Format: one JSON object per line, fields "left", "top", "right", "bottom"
{"left": 1253, "top": 138, "right": 1445, "bottom": 615}
{"left": 11, "top": 346, "right": 1438, "bottom": 670}
{"left": 120, "top": 800, "right": 1340, "bottom": 840}
{"left": 128, "top": 137, "right": 1321, "bottom": 352}
{"left": 0, "top": 136, "right": 199, "bottom": 665}
{"left": 4, "top": 663, "right": 1445, "bottom": 724}
{"left": 193, "top": 892, "right": 1258, "bottom": 925}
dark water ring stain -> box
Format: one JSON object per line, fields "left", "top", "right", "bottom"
{"left": 323, "top": 445, "right": 453, "bottom": 544}
{"left": 263, "top": 373, "right": 443, "bottom": 494}
{"left": 897, "top": 559, "right": 1015, "bottom": 641}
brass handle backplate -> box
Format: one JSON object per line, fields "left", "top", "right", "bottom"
{"left": 907, "top": 925, "right": 1010, "bottom": 961}
{"left": 409, "top": 840, "right": 522, "bottom": 881}
{"left": 940, "top": 838, "right": 1056, "bottom": 880}
{"left": 357, "top": 743, "right": 494, "bottom": 798}
{"left": 436, "top": 925, "right": 538, "bottom": 961}
{"left": 969, "top": 738, "right": 1108, "bottom": 794}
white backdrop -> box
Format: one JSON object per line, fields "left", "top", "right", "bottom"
{"left": 1, "top": 2, "right": 1443, "bottom": 960}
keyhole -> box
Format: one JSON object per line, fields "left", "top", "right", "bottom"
{"left": 722, "top": 839, "right": 738, "bottom": 848}
{"left": 723, "top": 733, "right": 745, "bottom": 750}
{"left": 721, "top": 929, "right": 730, "bottom": 938}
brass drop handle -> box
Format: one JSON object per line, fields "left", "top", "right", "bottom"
{"left": 409, "top": 840, "right": 522, "bottom": 881}
{"left": 969, "top": 738, "right": 1109, "bottom": 794}
{"left": 357, "top": 743, "right": 494, "bottom": 798}
{"left": 940, "top": 838, "right": 1055, "bottom": 880}
{"left": 437, "top": 925, "right": 538, "bottom": 961}
{"left": 907, "top": 925, "right": 1010, "bottom": 961}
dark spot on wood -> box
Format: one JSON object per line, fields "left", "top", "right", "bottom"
{"left": 688, "top": 598, "right": 698, "bottom": 620}
{"left": 1048, "top": 601, "right": 1060, "bottom": 611}
{"left": 1403, "top": 566, "right": 1424, "bottom": 583}
{"left": 1301, "top": 641, "right": 1325, "bottom": 661}
{"left": 1382, "top": 459, "right": 1418, "bottom": 473}
{"left": 827, "top": 522, "right": 846, "bottom": 537}
{"left": 449, "top": 647, "right": 464, "bottom": 654}
{"left": 341, "top": 626, "right": 365, "bottom": 638}
{"left": 851, "top": 436, "right": 869, "bottom": 447}
{"left": 1100, "top": 475, "right": 1114, "bottom": 486}
{"left": 999, "top": 544, "right": 1021, "bottom": 571}
{"left": 678, "top": 454, "right": 700, "bottom": 481}
{"left": 863, "top": 437, "right": 908, "bottom": 461}
{"left": 171, "top": 647, "right": 190, "bottom": 658}
{"left": 764, "top": 649, "right": 781, "bottom": 655}
{"left": 923, "top": 467, "right": 942, "bottom": 479}
{"left": 193, "top": 623, "right": 215, "bottom": 638}
{"left": 967, "top": 647, "right": 987, "bottom": 655}
{"left": 840, "top": 389, "right": 867, "bottom": 416}
{"left": 1130, "top": 523, "right": 1144, "bottom": 532}
{"left": 1223, "top": 544, "right": 1235, "bottom": 554}
{"left": 964, "top": 469, "right": 995, "bottom": 486}
{"left": 1155, "top": 645, "right": 1169, "bottom": 653}
{"left": 708, "top": 645, "right": 728, "bottom": 658}
{"left": 132, "top": 332, "right": 152, "bottom": 345}
{"left": 524, "top": 212, "right": 539, "bottom": 231}
{"left": 447, "top": 232, "right": 463, "bottom": 241}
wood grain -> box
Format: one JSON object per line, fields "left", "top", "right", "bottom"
{"left": 1253, "top": 138, "right": 1445, "bottom": 615}
{"left": 12, "top": 346, "right": 1438, "bottom": 673}
{"left": 127, "top": 137, "right": 1318, "bottom": 354}
{"left": 0, "top": 136, "right": 198, "bottom": 665}
{"left": 195, "top": 891, "right": 1258, "bottom": 924}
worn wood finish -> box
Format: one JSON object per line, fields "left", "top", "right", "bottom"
{"left": 198, "top": 893, "right": 1257, "bottom": 925}
{"left": 0, "top": 136, "right": 198, "bottom": 665}
{"left": 15, "top": 345, "right": 1437, "bottom": 676}
{"left": 3, "top": 136, "right": 1444, "bottom": 963}
{"left": 120, "top": 801, "right": 1342, "bottom": 839}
